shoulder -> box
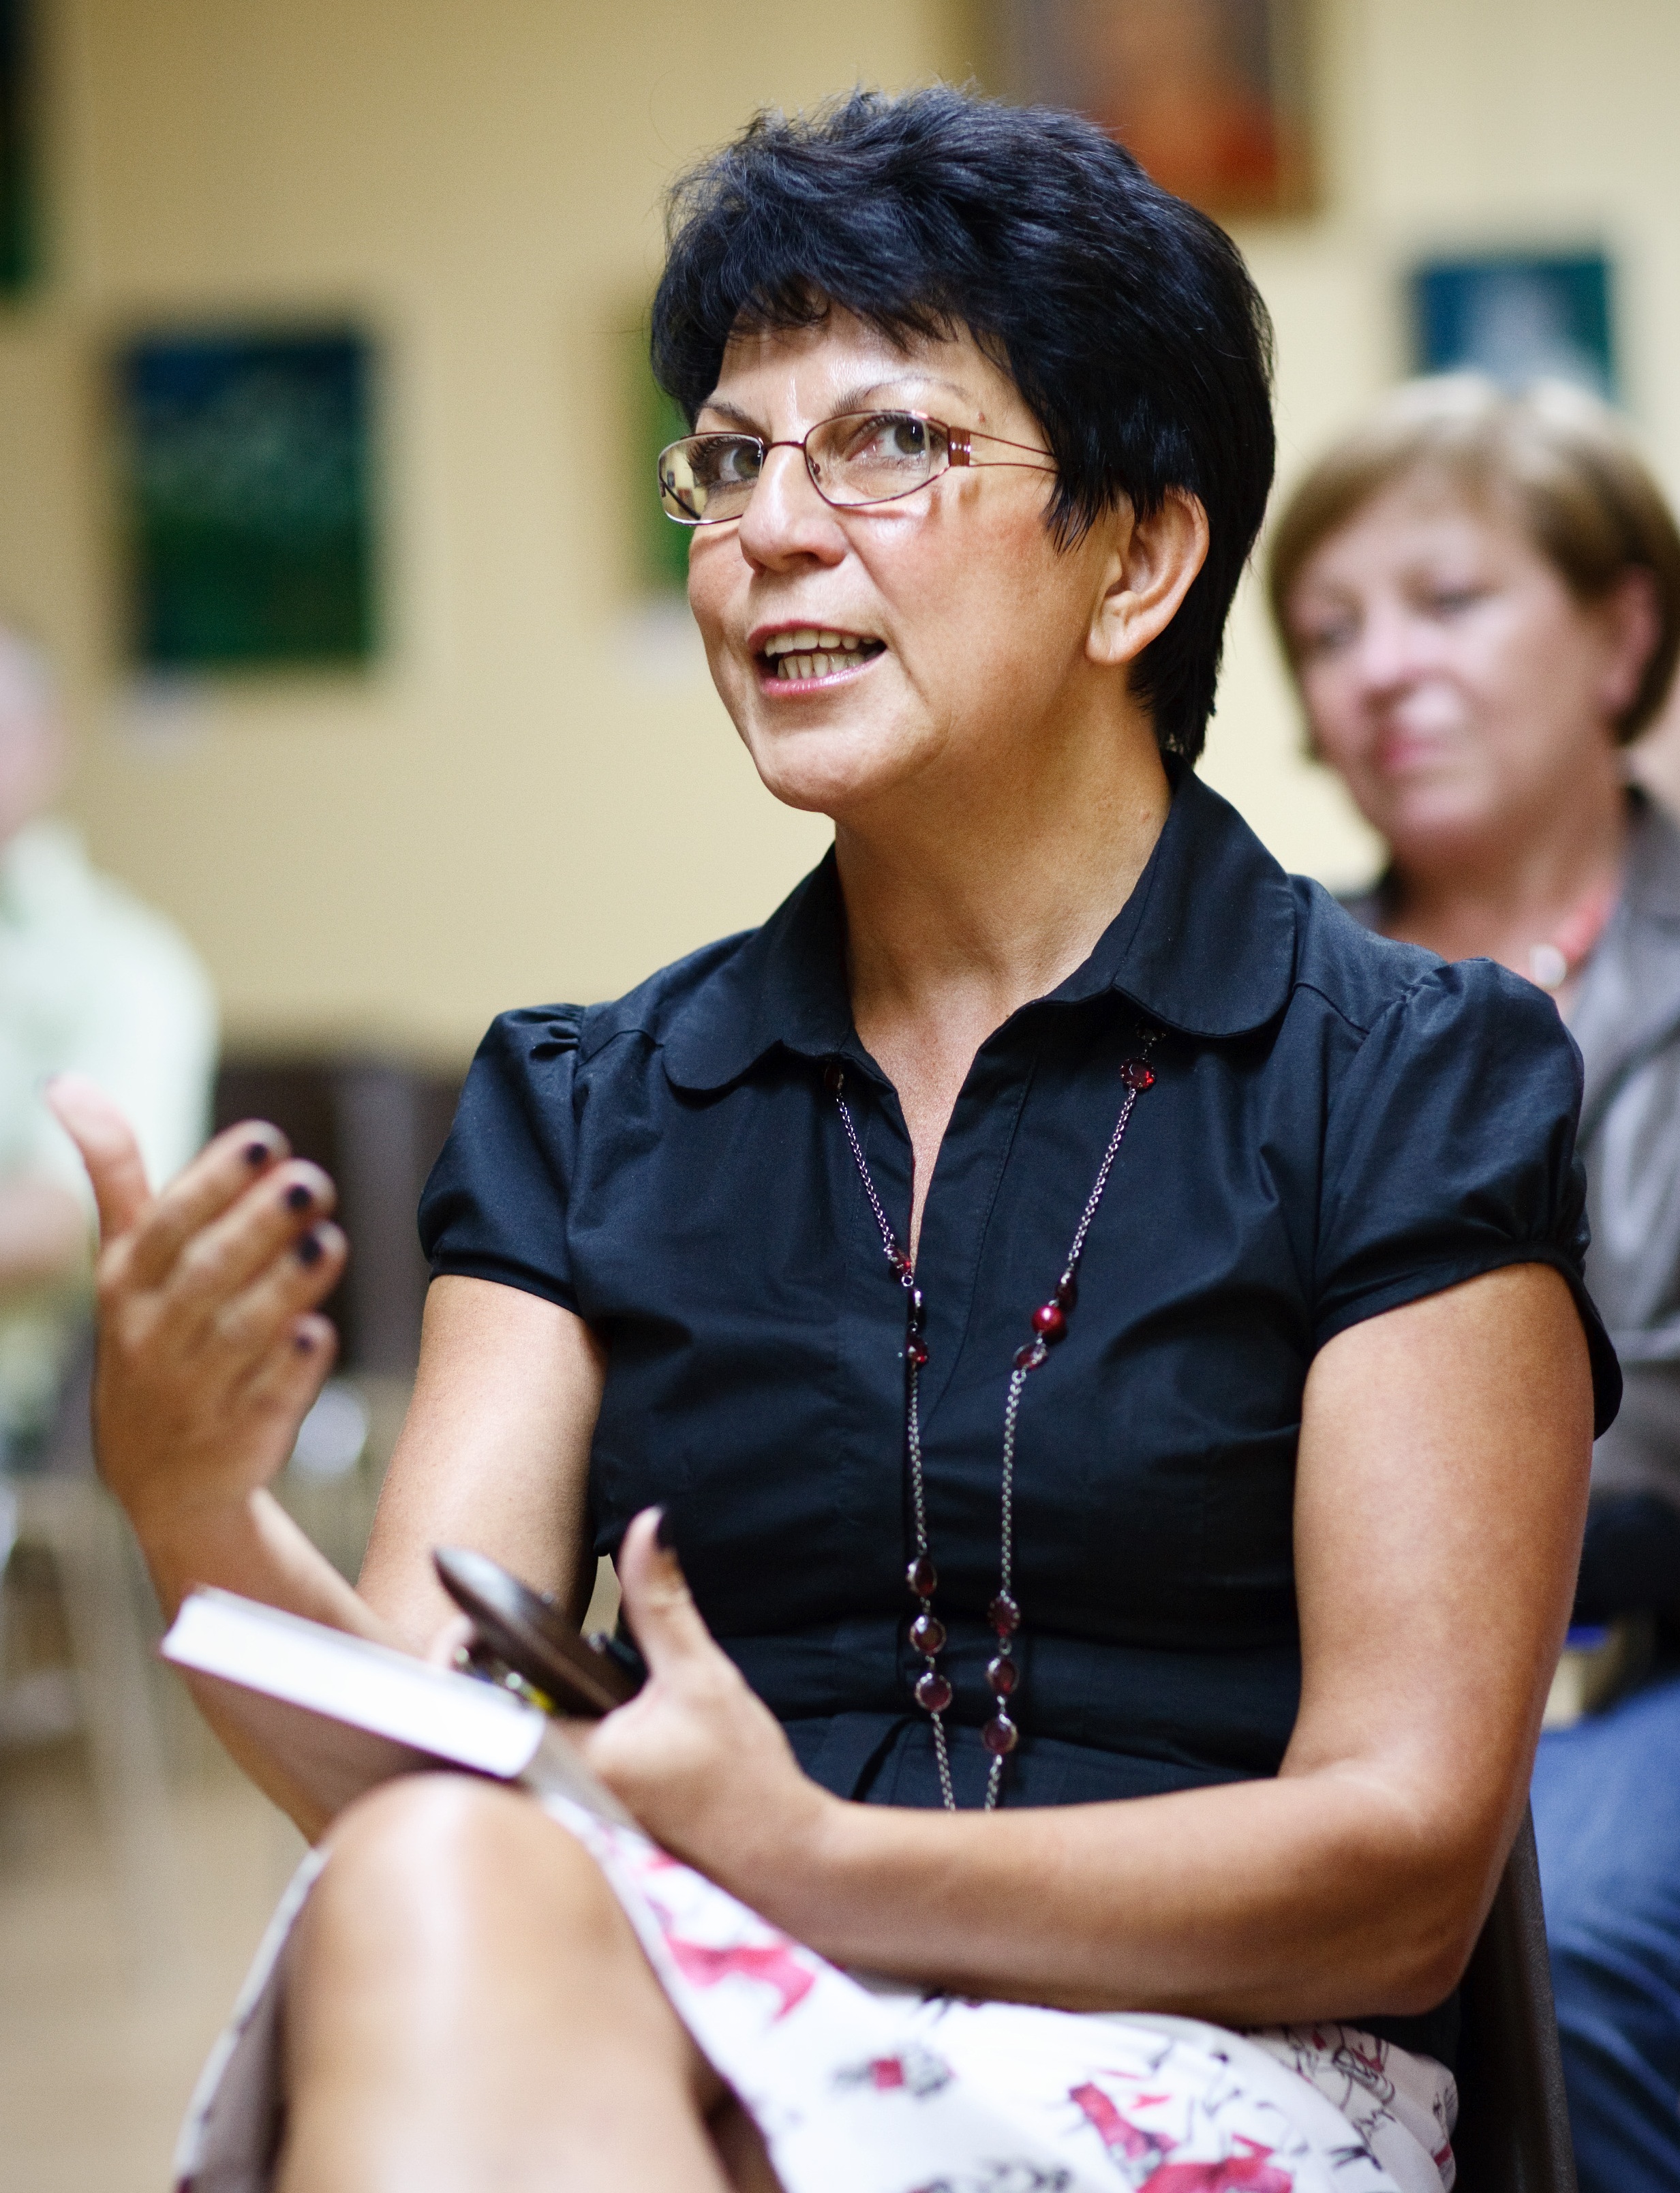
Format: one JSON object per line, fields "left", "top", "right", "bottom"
{"left": 1287, "top": 875, "right": 1574, "bottom": 1072}
{"left": 577, "top": 931, "right": 759, "bottom": 1063}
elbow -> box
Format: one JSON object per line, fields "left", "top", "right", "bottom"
{"left": 1376, "top": 1918, "right": 1481, "bottom": 2017}
{"left": 1349, "top": 1851, "right": 1493, "bottom": 2016}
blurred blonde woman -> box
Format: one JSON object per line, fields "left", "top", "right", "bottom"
{"left": 1271, "top": 374, "right": 1680, "bottom": 2193}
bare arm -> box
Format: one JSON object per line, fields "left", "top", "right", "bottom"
{"left": 592, "top": 1261, "right": 1592, "bottom": 2023}
{"left": 358, "top": 1275, "right": 604, "bottom": 1650}
{"left": 47, "top": 1078, "right": 602, "bottom": 1835}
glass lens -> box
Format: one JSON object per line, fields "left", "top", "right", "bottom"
{"left": 810, "top": 412, "right": 948, "bottom": 506}
{"left": 658, "top": 434, "right": 763, "bottom": 524}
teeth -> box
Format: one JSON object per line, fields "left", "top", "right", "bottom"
{"left": 764, "top": 629, "right": 870, "bottom": 659}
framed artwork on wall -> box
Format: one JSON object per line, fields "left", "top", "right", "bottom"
{"left": 1411, "top": 253, "right": 1617, "bottom": 400}
{"left": 0, "top": 0, "right": 35, "bottom": 294}
{"left": 989, "top": 0, "right": 1315, "bottom": 219}
{"left": 113, "top": 327, "right": 377, "bottom": 671}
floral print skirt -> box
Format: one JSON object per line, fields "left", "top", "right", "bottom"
{"left": 174, "top": 1795, "right": 1457, "bottom": 2193}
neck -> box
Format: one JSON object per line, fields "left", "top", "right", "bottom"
{"left": 1386, "top": 761, "right": 1630, "bottom": 969}
{"left": 838, "top": 711, "right": 1171, "bottom": 1063}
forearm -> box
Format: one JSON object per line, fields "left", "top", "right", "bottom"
{"left": 138, "top": 1487, "right": 399, "bottom": 1836}
{"left": 746, "top": 1765, "right": 1486, "bottom": 2026}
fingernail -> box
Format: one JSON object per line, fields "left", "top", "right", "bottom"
{"left": 285, "top": 1182, "right": 313, "bottom": 1213}
{"left": 243, "top": 1139, "right": 270, "bottom": 1168}
{"left": 296, "top": 1231, "right": 323, "bottom": 1267}
{"left": 654, "top": 1506, "right": 677, "bottom": 1551}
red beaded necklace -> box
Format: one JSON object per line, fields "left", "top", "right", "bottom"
{"left": 825, "top": 1033, "right": 1159, "bottom": 1810}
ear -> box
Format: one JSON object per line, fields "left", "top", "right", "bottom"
{"left": 1088, "top": 490, "right": 1211, "bottom": 671}
{"left": 1597, "top": 566, "right": 1662, "bottom": 724}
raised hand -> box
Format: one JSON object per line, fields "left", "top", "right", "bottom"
{"left": 46, "top": 1073, "right": 348, "bottom": 1546}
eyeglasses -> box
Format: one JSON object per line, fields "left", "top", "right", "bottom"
{"left": 656, "top": 409, "right": 1056, "bottom": 526}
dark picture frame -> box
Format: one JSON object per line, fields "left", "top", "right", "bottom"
{"left": 1411, "top": 253, "right": 1617, "bottom": 400}
{"left": 0, "top": 0, "right": 35, "bottom": 295}
{"left": 113, "top": 327, "right": 378, "bottom": 671}
{"left": 990, "top": 0, "right": 1315, "bottom": 219}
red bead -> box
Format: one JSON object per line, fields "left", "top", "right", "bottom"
{"left": 1030, "top": 1301, "right": 1066, "bottom": 1341}
{"left": 986, "top": 1653, "right": 1018, "bottom": 1696}
{"left": 1120, "top": 1059, "right": 1155, "bottom": 1090}
{"left": 904, "top": 1337, "right": 928, "bottom": 1368}
{"left": 1053, "top": 1271, "right": 1078, "bottom": 1311}
{"left": 907, "top": 1555, "right": 938, "bottom": 1598}
{"left": 915, "top": 1669, "right": 953, "bottom": 1714}
{"left": 890, "top": 1250, "right": 913, "bottom": 1277}
{"left": 1013, "top": 1340, "right": 1048, "bottom": 1372}
{"left": 988, "top": 1592, "right": 1021, "bottom": 1637}
{"left": 906, "top": 1287, "right": 926, "bottom": 1333}
{"left": 909, "top": 1612, "right": 947, "bottom": 1655}
{"left": 982, "top": 1710, "right": 1018, "bottom": 1755}
{"left": 823, "top": 1061, "right": 845, "bottom": 1092}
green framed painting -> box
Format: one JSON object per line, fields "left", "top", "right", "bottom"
{"left": 115, "top": 327, "right": 377, "bottom": 671}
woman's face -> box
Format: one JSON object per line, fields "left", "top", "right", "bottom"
{"left": 684, "top": 310, "right": 1123, "bottom": 821}
{"left": 1283, "top": 477, "right": 1648, "bottom": 862}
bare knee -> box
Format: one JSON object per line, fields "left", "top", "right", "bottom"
{"left": 294, "top": 1774, "right": 627, "bottom": 1991}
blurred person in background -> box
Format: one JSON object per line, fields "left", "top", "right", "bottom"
{"left": 1270, "top": 375, "right": 1680, "bottom": 2193}
{"left": 0, "top": 626, "right": 215, "bottom": 1465}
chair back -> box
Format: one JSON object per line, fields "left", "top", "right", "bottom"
{"left": 1451, "top": 1806, "right": 1576, "bottom": 2193}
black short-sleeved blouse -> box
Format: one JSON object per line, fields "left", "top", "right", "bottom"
{"left": 421, "top": 768, "right": 1618, "bottom": 2060}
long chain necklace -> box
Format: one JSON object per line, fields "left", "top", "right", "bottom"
{"left": 824, "top": 1033, "right": 1159, "bottom": 1810}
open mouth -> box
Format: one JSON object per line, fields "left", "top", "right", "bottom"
{"left": 756, "top": 628, "right": 886, "bottom": 684}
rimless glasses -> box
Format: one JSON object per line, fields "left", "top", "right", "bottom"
{"left": 657, "top": 409, "right": 1057, "bottom": 526}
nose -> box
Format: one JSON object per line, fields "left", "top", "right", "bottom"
{"left": 735, "top": 442, "right": 847, "bottom": 573}
{"left": 1346, "top": 600, "right": 1437, "bottom": 698}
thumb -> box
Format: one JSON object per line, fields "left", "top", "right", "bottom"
{"left": 617, "top": 1507, "right": 718, "bottom": 1679}
{"left": 45, "top": 1074, "right": 153, "bottom": 1242}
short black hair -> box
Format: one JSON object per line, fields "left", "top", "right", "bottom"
{"left": 652, "top": 86, "right": 1275, "bottom": 762}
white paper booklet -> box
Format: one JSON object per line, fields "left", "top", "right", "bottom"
{"left": 162, "top": 1587, "right": 635, "bottom": 1826}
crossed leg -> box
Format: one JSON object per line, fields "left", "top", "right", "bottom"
{"left": 275, "top": 1775, "right": 782, "bottom": 2193}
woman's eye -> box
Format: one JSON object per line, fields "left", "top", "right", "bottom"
{"left": 716, "top": 442, "right": 760, "bottom": 484}
{"left": 847, "top": 414, "right": 929, "bottom": 462}
{"left": 1426, "top": 585, "right": 1487, "bottom": 617}
{"left": 1295, "top": 620, "right": 1353, "bottom": 661}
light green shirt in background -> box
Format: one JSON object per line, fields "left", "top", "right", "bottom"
{"left": 0, "top": 819, "right": 217, "bottom": 1455}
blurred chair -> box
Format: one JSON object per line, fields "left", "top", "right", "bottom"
{"left": 0, "top": 1329, "right": 183, "bottom": 1977}
{"left": 1454, "top": 1807, "right": 1576, "bottom": 2192}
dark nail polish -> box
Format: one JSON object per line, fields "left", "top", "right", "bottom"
{"left": 654, "top": 1506, "right": 676, "bottom": 1551}
{"left": 285, "top": 1182, "right": 313, "bottom": 1213}
{"left": 293, "top": 1329, "right": 316, "bottom": 1352}
{"left": 296, "top": 1231, "right": 323, "bottom": 1267}
{"left": 243, "top": 1139, "right": 270, "bottom": 1168}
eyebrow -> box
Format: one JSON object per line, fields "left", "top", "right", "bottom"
{"left": 695, "top": 372, "right": 981, "bottom": 434}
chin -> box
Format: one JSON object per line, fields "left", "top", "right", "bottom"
{"left": 739, "top": 714, "right": 928, "bottom": 821}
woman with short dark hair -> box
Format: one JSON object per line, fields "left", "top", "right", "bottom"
{"left": 1271, "top": 372, "right": 1680, "bottom": 2193}
{"left": 57, "top": 93, "right": 1612, "bottom": 2193}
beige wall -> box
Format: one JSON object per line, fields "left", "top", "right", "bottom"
{"left": 4, "top": 0, "right": 1680, "bottom": 1057}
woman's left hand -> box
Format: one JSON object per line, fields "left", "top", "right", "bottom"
{"left": 581, "top": 1509, "right": 832, "bottom": 1899}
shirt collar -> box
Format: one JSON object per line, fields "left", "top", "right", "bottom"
{"left": 662, "top": 767, "right": 1298, "bottom": 1093}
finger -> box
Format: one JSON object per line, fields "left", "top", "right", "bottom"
{"left": 209, "top": 1221, "right": 348, "bottom": 1370}
{"left": 155, "top": 1163, "right": 338, "bottom": 1342}
{"left": 122, "top": 1123, "right": 306, "bottom": 1291}
{"left": 428, "top": 1613, "right": 476, "bottom": 1670}
{"left": 616, "top": 1507, "right": 718, "bottom": 1676}
{"left": 237, "top": 1309, "right": 339, "bottom": 1443}
{"left": 46, "top": 1075, "right": 153, "bottom": 1241}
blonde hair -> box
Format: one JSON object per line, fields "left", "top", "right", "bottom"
{"left": 1267, "top": 375, "right": 1680, "bottom": 741}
